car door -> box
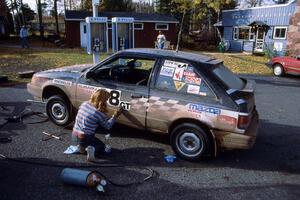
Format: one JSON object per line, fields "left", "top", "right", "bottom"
{"left": 285, "top": 56, "right": 300, "bottom": 74}
{"left": 146, "top": 58, "right": 220, "bottom": 133}
{"left": 76, "top": 55, "right": 157, "bottom": 130}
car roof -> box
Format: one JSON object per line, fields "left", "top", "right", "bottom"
{"left": 116, "top": 48, "right": 222, "bottom": 65}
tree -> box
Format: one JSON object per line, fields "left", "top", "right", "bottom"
{"left": 37, "top": 0, "right": 44, "bottom": 38}
{"left": 100, "top": 0, "right": 134, "bottom": 12}
{"left": 245, "top": 0, "right": 263, "bottom": 7}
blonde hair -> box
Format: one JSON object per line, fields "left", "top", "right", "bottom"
{"left": 90, "top": 89, "right": 111, "bottom": 113}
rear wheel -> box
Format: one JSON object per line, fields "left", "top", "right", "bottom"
{"left": 170, "top": 123, "right": 211, "bottom": 161}
{"left": 46, "top": 95, "right": 72, "bottom": 126}
{"left": 273, "top": 64, "right": 284, "bottom": 76}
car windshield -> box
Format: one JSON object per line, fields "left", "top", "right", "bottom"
{"left": 212, "top": 64, "right": 245, "bottom": 90}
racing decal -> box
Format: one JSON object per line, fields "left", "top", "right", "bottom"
{"left": 199, "top": 92, "right": 207, "bottom": 96}
{"left": 186, "top": 66, "right": 194, "bottom": 71}
{"left": 160, "top": 66, "right": 175, "bottom": 77}
{"left": 187, "top": 85, "right": 200, "bottom": 95}
{"left": 173, "top": 68, "right": 185, "bottom": 81}
{"left": 217, "top": 115, "right": 237, "bottom": 126}
{"left": 183, "top": 71, "right": 196, "bottom": 77}
{"left": 188, "top": 103, "right": 221, "bottom": 115}
{"left": 77, "top": 84, "right": 131, "bottom": 110}
{"left": 164, "top": 60, "right": 188, "bottom": 69}
{"left": 53, "top": 79, "right": 72, "bottom": 86}
{"left": 174, "top": 81, "right": 185, "bottom": 91}
{"left": 184, "top": 76, "right": 201, "bottom": 85}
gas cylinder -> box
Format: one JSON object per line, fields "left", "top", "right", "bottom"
{"left": 60, "top": 168, "right": 107, "bottom": 192}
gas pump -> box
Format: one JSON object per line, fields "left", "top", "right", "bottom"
{"left": 86, "top": 17, "right": 109, "bottom": 55}
{"left": 112, "top": 17, "right": 134, "bottom": 52}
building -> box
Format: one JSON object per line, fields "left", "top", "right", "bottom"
{"left": 216, "top": 0, "right": 300, "bottom": 55}
{"left": 29, "top": 15, "right": 65, "bottom": 35}
{"left": 65, "top": 10, "right": 179, "bottom": 49}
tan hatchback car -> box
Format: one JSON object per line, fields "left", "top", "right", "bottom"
{"left": 27, "top": 49, "right": 259, "bottom": 161}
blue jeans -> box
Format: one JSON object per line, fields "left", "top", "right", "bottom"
{"left": 72, "top": 134, "right": 105, "bottom": 156}
{"left": 21, "top": 37, "right": 29, "bottom": 48}
{"left": 158, "top": 43, "right": 164, "bottom": 49}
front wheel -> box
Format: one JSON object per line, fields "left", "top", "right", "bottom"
{"left": 170, "top": 123, "right": 211, "bottom": 161}
{"left": 46, "top": 95, "right": 72, "bottom": 126}
{"left": 273, "top": 64, "right": 284, "bottom": 76}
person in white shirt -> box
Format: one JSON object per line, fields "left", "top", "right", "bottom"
{"left": 157, "top": 31, "right": 166, "bottom": 49}
{"left": 20, "top": 25, "right": 29, "bottom": 48}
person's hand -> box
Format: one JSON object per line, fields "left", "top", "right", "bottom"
{"left": 113, "top": 106, "right": 124, "bottom": 118}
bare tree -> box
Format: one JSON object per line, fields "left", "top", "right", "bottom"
{"left": 245, "top": 0, "right": 263, "bottom": 7}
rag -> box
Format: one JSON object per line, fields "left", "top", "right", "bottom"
{"left": 64, "top": 145, "right": 80, "bottom": 154}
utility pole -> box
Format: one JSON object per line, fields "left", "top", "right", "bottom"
{"left": 92, "top": 0, "right": 100, "bottom": 64}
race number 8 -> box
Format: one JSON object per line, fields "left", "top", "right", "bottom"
{"left": 109, "top": 90, "right": 120, "bottom": 106}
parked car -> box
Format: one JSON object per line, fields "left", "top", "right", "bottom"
{"left": 266, "top": 55, "right": 300, "bottom": 76}
{"left": 27, "top": 49, "right": 259, "bottom": 161}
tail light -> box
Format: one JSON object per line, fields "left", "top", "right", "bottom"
{"left": 237, "top": 115, "right": 249, "bottom": 129}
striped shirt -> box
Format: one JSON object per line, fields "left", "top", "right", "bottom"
{"left": 73, "top": 101, "right": 116, "bottom": 136}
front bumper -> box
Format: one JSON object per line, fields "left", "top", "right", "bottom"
{"left": 27, "top": 83, "right": 43, "bottom": 101}
{"left": 213, "top": 111, "right": 259, "bottom": 150}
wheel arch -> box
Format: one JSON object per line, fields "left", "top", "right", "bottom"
{"left": 168, "top": 118, "right": 216, "bottom": 156}
{"left": 42, "top": 85, "right": 69, "bottom": 101}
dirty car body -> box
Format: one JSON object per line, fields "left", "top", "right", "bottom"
{"left": 27, "top": 49, "right": 259, "bottom": 161}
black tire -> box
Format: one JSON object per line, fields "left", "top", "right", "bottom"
{"left": 46, "top": 95, "right": 72, "bottom": 126}
{"left": 273, "top": 64, "right": 284, "bottom": 77}
{"left": 170, "top": 123, "right": 211, "bottom": 161}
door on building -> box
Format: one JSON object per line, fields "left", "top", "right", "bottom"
{"left": 254, "top": 27, "right": 265, "bottom": 53}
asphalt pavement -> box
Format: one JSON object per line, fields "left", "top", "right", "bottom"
{"left": 0, "top": 75, "right": 300, "bottom": 200}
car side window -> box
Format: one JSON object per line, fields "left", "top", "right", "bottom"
{"left": 93, "top": 57, "right": 155, "bottom": 86}
{"left": 155, "top": 59, "right": 215, "bottom": 97}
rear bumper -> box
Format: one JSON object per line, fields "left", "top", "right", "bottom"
{"left": 214, "top": 111, "right": 259, "bottom": 150}
{"left": 265, "top": 61, "right": 273, "bottom": 68}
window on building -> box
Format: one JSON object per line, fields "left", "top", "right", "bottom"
{"left": 233, "top": 26, "right": 255, "bottom": 41}
{"left": 233, "top": 27, "right": 238, "bottom": 40}
{"left": 238, "top": 27, "right": 250, "bottom": 40}
{"left": 108, "top": 22, "right": 112, "bottom": 29}
{"left": 155, "top": 23, "right": 168, "bottom": 30}
{"left": 155, "top": 59, "right": 215, "bottom": 97}
{"left": 134, "top": 23, "right": 144, "bottom": 30}
{"left": 83, "top": 25, "right": 86, "bottom": 34}
{"left": 273, "top": 27, "right": 287, "bottom": 39}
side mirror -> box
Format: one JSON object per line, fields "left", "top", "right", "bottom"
{"left": 296, "top": 55, "right": 300, "bottom": 60}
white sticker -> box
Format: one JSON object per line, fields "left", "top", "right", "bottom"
{"left": 173, "top": 68, "right": 184, "bottom": 81}
{"left": 187, "top": 85, "right": 200, "bottom": 94}
{"left": 53, "top": 79, "right": 72, "bottom": 86}
{"left": 164, "top": 60, "right": 188, "bottom": 69}
{"left": 77, "top": 84, "right": 131, "bottom": 110}
{"left": 160, "top": 66, "right": 175, "bottom": 77}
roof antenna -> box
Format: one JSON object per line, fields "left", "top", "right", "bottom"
{"left": 176, "top": 9, "right": 186, "bottom": 53}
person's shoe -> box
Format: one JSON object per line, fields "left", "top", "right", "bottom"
{"left": 85, "top": 146, "right": 96, "bottom": 162}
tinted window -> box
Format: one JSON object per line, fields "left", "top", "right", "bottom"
{"left": 212, "top": 64, "right": 245, "bottom": 90}
{"left": 156, "top": 59, "right": 215, "bottom": 97}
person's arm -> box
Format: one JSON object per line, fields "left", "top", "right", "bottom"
{"left": 97, "top": 107, "right": 123, "bottom": 130}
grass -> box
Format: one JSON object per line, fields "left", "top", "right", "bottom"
{"left": 0, "top": 47, "right": 272, "bottom": 83}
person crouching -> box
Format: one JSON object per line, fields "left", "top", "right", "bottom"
{"left": 72, "top": 89, "right": 123, "bottom": 157}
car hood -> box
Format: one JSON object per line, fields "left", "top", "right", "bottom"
{"left": 45, "top": 64, "right": 93, "bottom": 73}
{"left": 36, "top": 63, "right": 94, "bottom": 80}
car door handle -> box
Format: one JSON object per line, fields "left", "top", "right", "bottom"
{"left": 131, "top": 93, "right": 143, "bottom": 98}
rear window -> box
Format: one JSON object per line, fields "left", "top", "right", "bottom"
{"left": 212, "top": 64, "right": 245, "bottom": 90}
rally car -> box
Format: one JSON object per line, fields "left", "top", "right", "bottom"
{"left": 27, "top": 49, "right": 259, "bottom": 160}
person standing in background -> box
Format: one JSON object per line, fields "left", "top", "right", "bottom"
{"left": 20, "top": 25, "right": 29, "bottom": 49}
{"left": 157, "top": 31, "right": 166, "bottom": 49}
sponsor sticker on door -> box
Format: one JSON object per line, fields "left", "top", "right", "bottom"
{"left": 160, "top": 66, "right": 175, "bottom": 77}
{"left": 187, "top": 85, "right": 200, "bottom": 94}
